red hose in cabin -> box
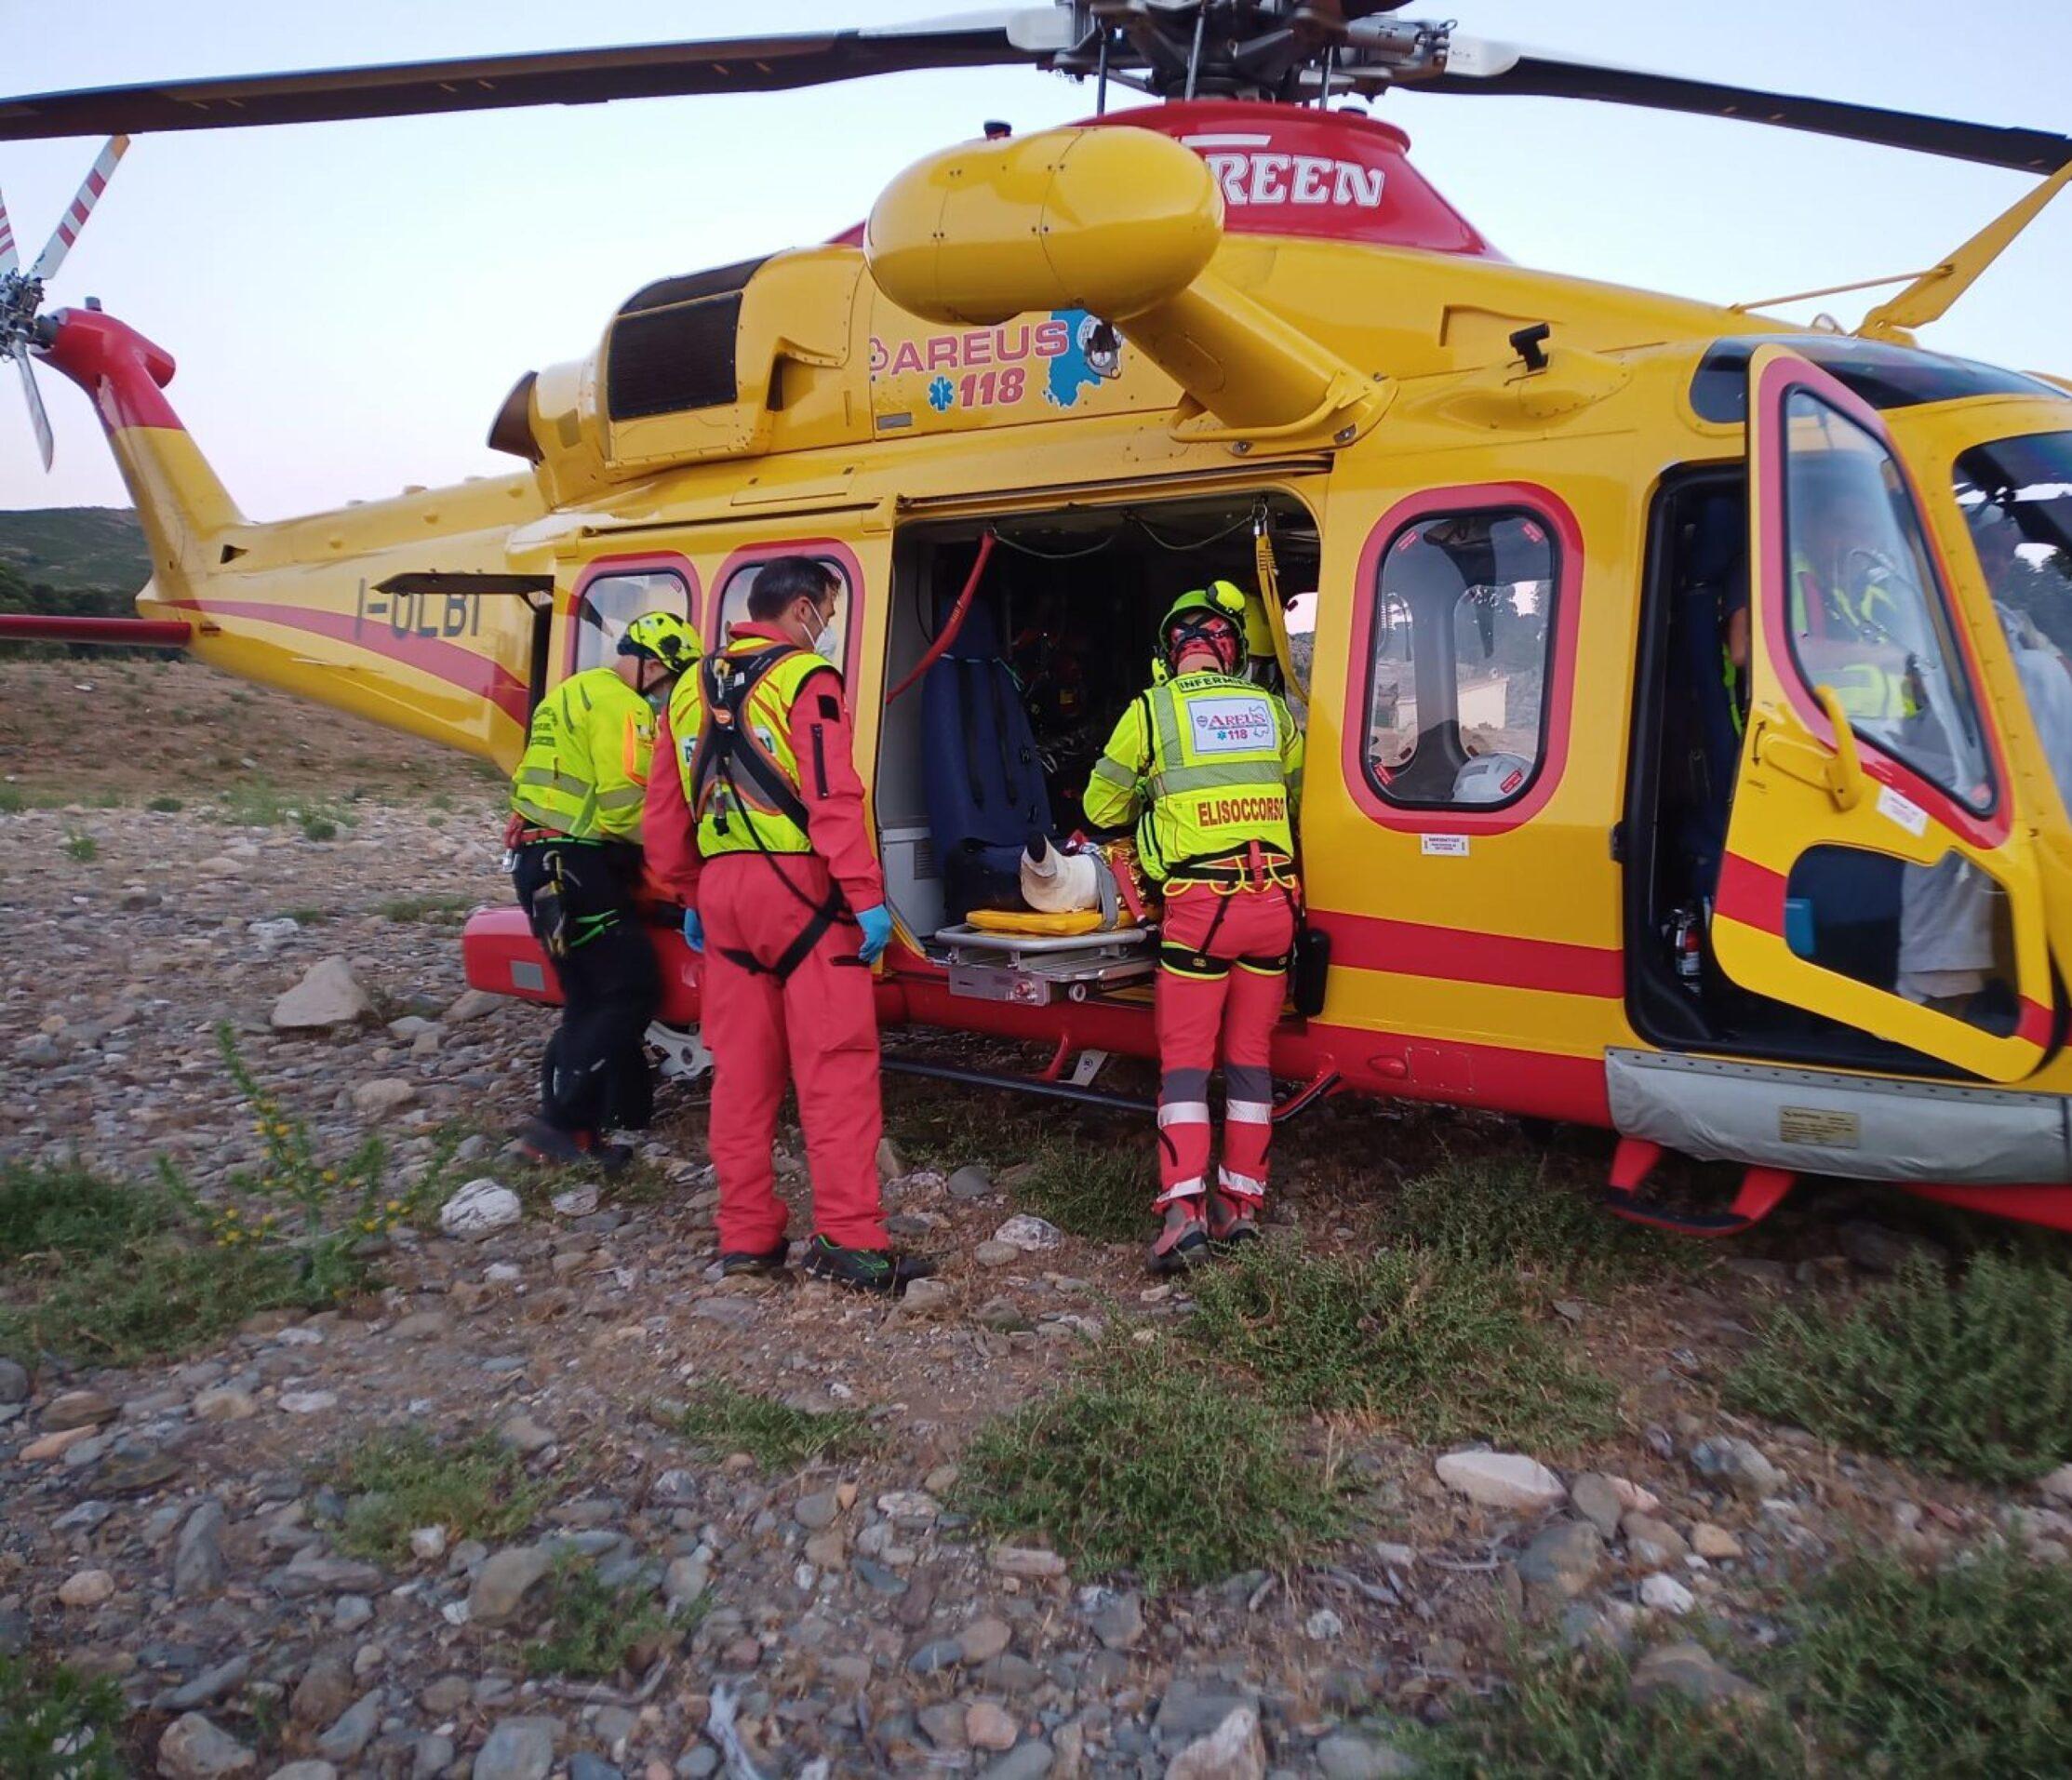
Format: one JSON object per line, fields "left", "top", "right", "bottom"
{"left": 887, "top": 530, "right": 996, "bottom": 703}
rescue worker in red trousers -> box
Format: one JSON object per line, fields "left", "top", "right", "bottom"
{"left": 643, "top": 555, "right": 932, "bottom": 1294}
{"left": 1083, "top": 582, "right": 1305, "bottom": 1272}
{"left": 508, "top": 610, "right": 702, "bottom": 1168}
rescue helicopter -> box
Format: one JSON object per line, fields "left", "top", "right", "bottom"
{"left": 6, "top": 3, "right": 2072, "bottom": 1238}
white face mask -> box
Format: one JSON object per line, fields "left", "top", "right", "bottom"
{"left": 809, "top": 607, "right": 841, "bottom": 662}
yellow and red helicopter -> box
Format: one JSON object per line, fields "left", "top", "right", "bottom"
{"left": 6, "top": 3, "right": 2072, "bottom": 1236}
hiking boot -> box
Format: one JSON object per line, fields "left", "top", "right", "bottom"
{"left": 1208, "top": 1191, "right": 1263, "bottom": 1250}
{"left": 800, "top": 1236, "right": 937, "bottom": 1296}
{"left": 515, "top": 1118, "right": 631, "bottom": 1174}
{"left": 719, "top": 1238, "right": 791, "bottom": 1278}
{"left": 1148, "top": 1200, "right": 1210, "bottom": 1275}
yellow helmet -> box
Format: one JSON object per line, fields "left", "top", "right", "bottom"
{"left": 1158, "top": 581, "right": 1250, "bottom": 675}
{"left": 618, "top": 610, "right": 702, "bottom": 675}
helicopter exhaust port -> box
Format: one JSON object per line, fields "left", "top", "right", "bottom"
{"left": 865, "top": 125, "right": 1388, "bottom": 450}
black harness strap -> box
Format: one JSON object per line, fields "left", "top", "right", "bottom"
{"left": 716, "top": 883, "right": 849, "bottom": 984}
{"left": 689, "top": 645, "right": 818, "bottom": 837}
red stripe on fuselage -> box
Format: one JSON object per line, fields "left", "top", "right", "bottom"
{"left": 1312, "top": 909, "right": 1624, "bottom": 997}
{"left": 161, "top": 595, "right": 529, "bottom": 728}
{"left": 1716, "top": 852, "right": 1787, "bottom": 932}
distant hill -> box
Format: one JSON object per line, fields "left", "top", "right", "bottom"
{"left": 0, "top": 507, "right": 149, "bottom": 595}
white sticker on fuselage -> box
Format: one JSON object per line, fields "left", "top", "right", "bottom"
{"left": 1185, "top": 695, "right": 1277, "bottom": 755}
{"left": 1877, "top": 783, "right": 1929, "bottom": 838}
{"left": 1421, "top": 834, "right": 1471, "bottom": 857}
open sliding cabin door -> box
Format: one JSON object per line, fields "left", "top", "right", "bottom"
{"left": 1710, "top": 345, "right": 2055, "bottom": 1082}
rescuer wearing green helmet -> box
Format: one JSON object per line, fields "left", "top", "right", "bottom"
{"left": 507, "top": 609, "right": 702, "bottom": 1168}
{"left": 1083, "top": 581, "right": 1305, "bottom": 1272}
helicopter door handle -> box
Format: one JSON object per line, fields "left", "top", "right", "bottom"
{"left": 1748, "top": 695, "right": 1866, "bottom": 813}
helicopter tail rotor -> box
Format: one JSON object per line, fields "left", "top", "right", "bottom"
{"left": 1, "top": 133, "right": 129, "bottom": 471}
{"left": 15, "top": 345, "right": 52, "bottom": 469}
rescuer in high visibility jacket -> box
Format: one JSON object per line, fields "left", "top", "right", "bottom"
{"left": 1083, "top": 582, "right": 1306, "bottom": 1273}
{"left": 508, "top": 610, "right": 702, "bottom": 1168}
{"left": 1790, "top": 548, "right": 1919, "bottom": 724}
{"left": 643, "top": 555, "right": 930, "bottom": 1296}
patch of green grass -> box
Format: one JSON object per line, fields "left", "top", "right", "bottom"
{"left": 522, "top": 1556, "right": 702, "bottom": 1680}
{"left": 958, "top": 1340, "right": 1345, "bottom": 1587}
{"left": 378, "top": 893, "right": 472, "bottom": 925}
{"left": 0, "top": 785, "right": 23, "bottom": 813}
{"left": 276, "top": 906, "right": 338, "bottom": 926}
{"left": 61, "top": 829, "right": 95, "bottom": 862}
{"left": 0, "top": 1158, "right": 173, "bottom": 1262}
{"left": 0, "top": 1158, "right": 328, "bottom": 1366}
{"left": 1414, "top": 1640, "right": 1807, "bottom": 1779}
{"left": 0, "top": 1223, "right": 315, "bottom": 1368}
{"left": 1385, "top": 1157, "right": 1689, "bottom": 1292}
{"left": 671, "top": 1382, "right": 872, "bottom": 1472}
{"left": 0, "top": 1653, "right": 127, "bottom": 1779}
{"left": 328, "top": 1426, "right": 550, "bottom": 1561}
{"left": 145, "top": 794, "right": 182, "bottom": 812}
{"left": 1188, "top": 1241, "right": 1620, "bottom": 1451}
{"left": 1729, "top": 1251, "right": 2072, "bottom": 1484}
{"left": 210, "top": 777, "right": 355, "bottom": 836}
{"left": 1010, "top": 1141, "right": 1153, "bottom": 1243}
{"left": 1787, "top": 1544, "right": 2072, "bottom": 1775}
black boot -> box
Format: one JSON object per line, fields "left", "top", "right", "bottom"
{"left": 719, "top": 1238, "right": 791, "bottom": 1278}
{"left": 800, "top": 1237, "right": 936, "bottom": 1296}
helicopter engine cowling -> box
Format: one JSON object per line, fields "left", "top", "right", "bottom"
{"left": 865, "top": 125, "right": 1386, "bottom": 445}
{"left": 866, "top": 126, "right": 1222, "bottom": 327}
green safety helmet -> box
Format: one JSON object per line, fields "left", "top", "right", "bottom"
{"left": 1158, "top": 581, "right": 1250, "bottom": 675}
{"left": 618, "top": 610, "right": 703, "bottom": 675}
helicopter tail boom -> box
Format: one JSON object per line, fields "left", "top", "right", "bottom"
{"left": 38, "top": 304, "right": 245, "bottom": 584}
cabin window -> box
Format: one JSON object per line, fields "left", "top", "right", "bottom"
{"left": 1360, "top": 509, "right": 1558, "bottom": 809}
{"left": 574, "top": 569, "right": 692, "bottom": 675}
{"left": 1782, "top": 390, "right": 1992, "bottom": 815}
{"left": 717, "top": 555, "right": 852, "bottom": 664}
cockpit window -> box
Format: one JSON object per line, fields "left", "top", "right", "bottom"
{"left": 1693, "top": 336, "right": 2062, "bottom": 425}
{"left": 1783, "top": 390, "right": 1993, "bottom": 813}
{"left": 1954, "top": 428, "right": 2072, "bottom": 815}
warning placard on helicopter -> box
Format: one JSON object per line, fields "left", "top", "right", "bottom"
{"left": 869, "top": 300, "right": 1175, "bottom": 435}
{"left": 1778, "top": 1106, "right": 1862, "bottom": 1149}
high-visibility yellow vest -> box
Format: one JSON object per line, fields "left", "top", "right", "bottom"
{"left": 669, "top": 638, "right": 835, "bottom": 859}
{"left": 510, "top": 666, "right": 654, "bottom": 841}
{"left": 1085, "top": 671, "right": 1303, "bottom": 881}
{"left": 1789, "top": 551, "right": 1916, "bottom": 722}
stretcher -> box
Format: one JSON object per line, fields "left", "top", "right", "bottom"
{"left": 933, "top": 922, "right": 1156, "bottom": 1005}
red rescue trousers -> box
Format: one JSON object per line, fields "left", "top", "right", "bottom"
{"left": 700, "top": 852, "right": 889, "bottom": 1254}
{"left": 1153, "top": 878, "right": 1299, "bottom": 1211}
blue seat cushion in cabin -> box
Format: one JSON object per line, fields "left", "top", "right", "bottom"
{"left": 920, "top": 603, "right": 1054, "bottom": 921}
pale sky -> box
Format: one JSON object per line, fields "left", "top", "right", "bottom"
{"left": 3, "top": 0, "right": 2067, "bottom": 516}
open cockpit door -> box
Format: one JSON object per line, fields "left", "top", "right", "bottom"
{"left": 1710, "top": 345, "right": 2055, "bottom": 1081}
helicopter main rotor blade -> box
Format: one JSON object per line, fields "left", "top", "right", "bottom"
{"left": 0, "top": 182, "right": 17, "bottom": 278}
{"left": 15, "top": 348, "right": 54, "bottom": 470}
{"left": 0, "top": 22, "right": 1048, "bottom": 141}
{"left": 29, "top": 135, "right": 128, "bottom": 282}
{"left": 1420, "top": 37, "right": 2071, "bottom": 176}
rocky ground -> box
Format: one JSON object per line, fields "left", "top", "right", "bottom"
{"left": 7, "top": 662, "right": 2072, "bottom": 1779}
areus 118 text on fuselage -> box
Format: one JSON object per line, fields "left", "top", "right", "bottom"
{"left": 7, "top": 3, "right": 2072, "bottom": 1235}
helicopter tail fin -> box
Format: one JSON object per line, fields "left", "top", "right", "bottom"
{"left": 35, "top": 305, "right": 246, "bottom": 605}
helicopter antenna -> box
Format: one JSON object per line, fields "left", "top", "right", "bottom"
{"left": 0, "top": 134, "right": 128, "bottom": 470}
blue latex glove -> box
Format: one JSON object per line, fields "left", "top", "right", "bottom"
{"left": 855, "top": 903, "right": 894, "bottom": 965}
{"left": 681, "top": 908, "right": 704, "bottom": 953}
